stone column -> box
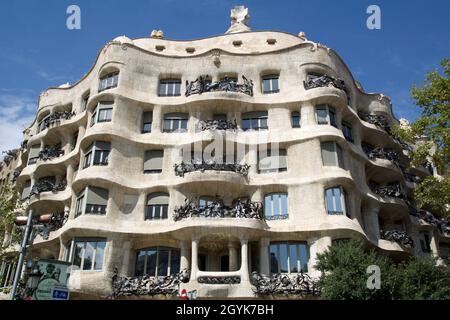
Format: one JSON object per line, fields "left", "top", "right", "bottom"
{"left": 240, "top": 238, "right": 250, "bottom": 282}
{"left": 190, "top": 237, "right": 199, "bottom": 282}
{"left": 120, "top": 241, "right": 132, "bottom": 276}
{"left": 228, "top": 243, "right": 238, "bottom": 271}
{"left": 66, "top": 163, "right": 75, "bottom": 185}
{"left": 259, "top": 237, "right": 270, "bottom": 274}
{"left": 180, "top": 241, "right": 190, "bottom": 271}
{"left": 247, "top": 144, "right": 258, "bottom": 175}
{"left": 307, "top": 236, "right": 332, "bottom": 278}
{"left": 301, "top": 103, "right": 316, "bottom": 127}
{"left": 366, "top": 205, "right": 381, "bottom": 241}
{"left": 152, "top": 105, "right": 162, "bottom": 133}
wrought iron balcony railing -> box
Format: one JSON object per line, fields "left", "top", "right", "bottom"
{"left": 406, "top": 201, "right": 450, "bottom": 235}
{"left": 198, "top": 276, "right": 240, "bottom": 284}
{"left": 197, "top": 119, "right": 238, "bottom": 131}
{"left": 29, "top": 179, "right": 67, "bottom": 197}
{"left": 38, "top": 146, "right": 64, "bottom": 161}
{"left": 185, "top": 75, "right": 254, "bottom": 97}
{"left": 358, "top": 112, "right": 391, "bottom": 132}
{"left": 362, "top": 143, "right": 400, "bottom": 167}
{"left": 370, "top": 182, "right": 405, "bottom": 199}
{"left": 38, "top": 111, "right": 75, "bottom": 133}
{"left": 111, "top": 268, "right": 189, "bottom": 298}
{"left": 173, "top": 198, "right": 264, "bottom": 221}
{"left": 379, "top": 229, "right": 414, "bottom": 247}
{"left": 2, "top": 149, "right": 19, "bottom": 165}
{"left": 303, "top": 74, "right": 348, "bottom": 93}
{"left": 32, "top": 213, "right": 69, "bottom": 240}
{"left": 251, "top": 272, "right": 319, "bottom": 296}
{"left": 174, "top": 160, "right": 250, "bottom": 177}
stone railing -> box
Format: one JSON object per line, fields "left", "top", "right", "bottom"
{"left": 38, "top": 146, "right": 64, "bottom": 161}
{"left": 185, "top": 75, "right": 253, "bottom": 97}
{"left": 197, "top": 119, "right": 238, "bottom": 131}
{"left": 198, "top": 276, "right": 241, "bottom": 284}
{"left": 358, "top": 112, "right": 391, "bottom": 132}
{"left": 30, "top": 179, "right": 67, "bottom": 197}
{"left": 38, "top": 111, "right": 75, "bottom": 132}
{"left": 111, "top": 268, "right": 189, "bottom": 298}
{"left": 370, "top": 183, "right": 404, "bottom": 199}
{"left": 173, "top": 198, "right": 264, "bottom": 221}
{"left": 303, "top": 74, "right": 348, "bottom": 94}
{"left": 380, "top": 230, "right": 415, "bottom": 247}
{"left": 32, "top": 213, "right": 69, "bottom": 240}
{"left": 362, "top": 143, "right": 400, "bottom": 167}
{"left": 251, "top": 272, "right": 319, "bottom": 296}
{"left": 174, "top": 160, "right": 250, "bottom": 177}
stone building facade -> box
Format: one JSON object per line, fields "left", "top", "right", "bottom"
{"left": 12, "top": 7, "right": 450, "bottom": 299}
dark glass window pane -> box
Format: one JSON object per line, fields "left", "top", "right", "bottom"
{"left": 326, "top": 188, "right": 335, "bottom": 214}
{"left": 143, "top": 122, "right": 152, "bottom": 133}
{"left": 300, "top": 244, "right": 309, "bottom": 272}
{"left": 174, "top": 82, "right": 181, "bottom": 96}
{"left": 94, "top": 241, "right": 105, "bottom": 270}
{"left": 162, "top": 205, "right": 168, "bottom": 219}
{"left": 83, "top": 242, "right": 94, "bottom": 270}
{"left": 272, "top": 78, "right": 279, "bottom": 92}
{"left": 136, "top": 251, "right": 146, "bottom": 276}
{"left": 292, "top": 114, "right": 300, "bottom": 127}
{"left": 330, "top": 110, "right": 337, "bottom": 127}
{"left": 154, "top": 206, "right": 161, "bottom": 219}
{"left": 279, "top": 244, "right": 288, "bottom": 273}
{"left": 242, "top": 119, "right": 250, "bottom": 130}
{"left": 262, "top": 79, "right": 271, "bottom": 93}
{"left": 146, "top": 249, "right": 157, "bottom": 276}
{"left": 157, "top": 249, "right": 169, "bottom": 276}
{"left": 73, "top": 242, "right": 83, "bottom": 267}
{"left": 260, "top": 117, "right": 268, "bottom": 129}
{"left": 170, "top": 250, "right": 181, "bottom": 275}
{"left": 269, "top": 245, "right": 278, "bottom": 274}
{"left": 289, "top": 244, "right": 298, "bottom": 273}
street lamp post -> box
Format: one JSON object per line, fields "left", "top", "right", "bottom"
{"left": 10, "top": 209, "right": 34, "bottom": 300}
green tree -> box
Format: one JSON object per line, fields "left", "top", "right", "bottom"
{"left": 0, "top": 181, "right": 22, "bottom": 255}
{"left": 391, "top": 58, "right": 450, "bottom": 216}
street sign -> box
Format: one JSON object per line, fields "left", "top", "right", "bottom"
{"left": 52, "top": 285, "right": 70, "bottom": 300}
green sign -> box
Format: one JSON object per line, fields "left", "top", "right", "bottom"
{"left": 32, "top": 259, "right": 71, "bottom": 300}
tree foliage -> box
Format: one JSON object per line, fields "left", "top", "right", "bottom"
{"left": 0, "top": 182, "right": 23, "bottom": 255}
{"left": 391, "top": 58, "right": 450, "bottom": 217}
{"left": 315, "top": 240, "right": 450, "bottom": 300}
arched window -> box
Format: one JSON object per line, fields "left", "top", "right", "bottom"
{"left": 324, "top": 186, "right": 349, "bottom": 217}
{"left": 146, "top": 192, "right": 169, "bottom": 220}
{"left": 262, "top": 74, "right": 280, "bottom": 94}
{"left": 264, "top": 193, "right": 288, "bottom": 220}
{"left": 98, "top": 71, "right": 119, "bottom": 92}
{"left": 269, "top": 242, "right": 309, "bottom": 274}
{"left": 135, "top": 247, "right": 180, "bottom": 277}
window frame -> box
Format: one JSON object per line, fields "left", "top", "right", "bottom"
{"left": 145, "top": 193, "right": 169, "bottom": 220}
{"left": 163, "top": 113, "right": 189, "bottom": 133}
{"left": 98, "top": 72, "right": 119, "bottom": 93}
{"left": 66, "top": 238, "right": 107, "bottom": 271}
{"left": 269, "top": 242, "right": 309, "bottom": 274}
{"left": 258, "top": 149, "right": 288, "bottom": 173}
{"left": 75, "top": 186, "right": 109, "bottom": 218}
{"left": 242, "top": 111, "right": 269, "bottom": 131}
{"left": 321, "top": 141, "right": 344, "bottom": 168}
{"left": 315, "top": 105, "right": 337, "bottom": 127}
{"left": 325, "top": 186, "right": 350, "bottom": 217}
{"left": 90, "top": 102, "right": 114, "bottom": 127}
{"left": 264, "top": 192, "right": 289, "bottom": 220}
{"left": 135, "top": 246, "right": 181, "bottom": 277}
{"left": 342, "top": 121, "right": 354, "bottom": 143}
{"left": 291, "top": 111, "right": 301, "bottom": 128}
{"left": 83, "top": 142, "right": 110, "bottom": 169}
{"left": 159, "top": 79, "right": 182, "bottom": 97}
{"left": 262, "top": 75, "right": 280, "bottom": 94}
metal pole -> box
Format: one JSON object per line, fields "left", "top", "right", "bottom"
{"left": 10, "top": 209, "right": 33, "bottom": 300}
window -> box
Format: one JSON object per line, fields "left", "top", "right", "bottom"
{"left": 325, "top": 186, "right": 349, "bottom": 217}
{"left": 83, "top": 142, "right": 110, "bottom": 169}
{"left": 264, "top": 193, "right": 288, "bottom": 220}
{"left": 262, "top": 75, "right": 280, "bottom": 94}
{"left": 144, "top": 150, "right": 164, "bottom": 174}
{"left": 269, "top": 242, "right": 309, "bottom": 274}
{"left": 82, "top": 93, "right": 90, "bottom": 112}
{"left": 28, "top": 145, "right": 40, "bottom": 165}
{"left": 98, "top": 72, "right": 119, "bottom": 92}
{"left": 419, "top": 231, "right": 432, "bottom": 253}
{"left": 258, "top": 149, "right": 287, "bottom": 173}
{"left": 66, "top": 238, "right": 106, "bottom": 271}
{"left": 75, "top": 186, "right": 109, "bottom": 217}
{"left": 199, "top": 196, "right": 219, "bottom": 209}
{"left": 321, "top": 142, "right": 344, "bottom": 168}
{"left": 163, "top": 113, "right": 188, "bottom": 133}
{"left": 142, "top": 112, "right": 153, "bottom": 133}
{"left": 291, "top": 111, "right": 300, "bottom": 128}
{"left": 342, "top": 121, "right": 353, "bottom": 142}
{"left": 135, "top": 247, "right": 180, "bottom": 277}
{"left": 315, "top": 105, "right": 337, "bottom": 127}
{"left": 37, "top": 114, "right": 51, "bottom": 133}
{"left": 145, "top": 193, "right": 169, "bottom": 220}
{"left": 159, "top": 79, "right": 181, "bottom": 97}
{"left": 71, "top": 131, "right": 79, "bottom": 151}
{"left": 242, "top": 111, "right": 268, "bottom": 131}
{"left": 21, "top": 180, "right": 31, "bottom": 200}
{"left": 91, "top": 102, "right": 113, "bottom": 126}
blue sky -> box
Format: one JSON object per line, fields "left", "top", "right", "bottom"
{"left": 0, "top": 0, "right": 448, "bottom": 151}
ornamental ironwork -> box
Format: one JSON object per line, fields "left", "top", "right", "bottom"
{"left": 174, "top": 160, "right": 250, "bottom": 177}
{"left": 197, "top": 119, "right": 238, "bottom": 131}
{"left": 198, "top": 276, "right": 240, "bottom": 284}
{"left": 303, "top": 74, "right": 348, "bottom": 94}
{"left": 38, "top": 111, "right": 75, "bottom": 132}
{"left": 407, "top": 201, "right": 450, "bottom": 235}
{"left": 362, "top": 143, "right": 400, "bottom": 167}
{"left": 21, "top": 140, "right": 28, "bottom": 150}
{"left": 38, "top": 146, "right": 64, "bottom": 161}
{"left": 358, "top": 112, "right": 391, "bottom": 132}
{"left": 185, "top": 75, "right": 254, "bottom": 97}
{"left": 251, "top": 272, "right": 320, "bottom": 296}
{"left": 111, "top": 268, "right": 190, "bottom": 298}
{"left": 2, "top": 149, "right": 19, "bottom": 165}
{"left": 12, "top": 170, "right": 21, "bottom": 183}
{"left": 173, "top": 198, "right": 264, "bottom": 221}
{"left": 32, "top": 213, "right": 69, "bottom": 240}
{"left": 399, "top": 166, "right": 421, "bottom": 184}
{"left": 380, "top": 229, "right": 414, "bottom": 247}
{"left": 370, "top": 182, "right": 404, "bottom": 199}
{"left": 30, "top": 179, "right": 67, "bottom": 197}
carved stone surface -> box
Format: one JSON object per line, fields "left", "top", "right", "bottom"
{"left": 174, "top": 160, "right": 250, "bottom": 177}
{"left": 251, "top": 272, "right": 319, "bottom": 296}
{"left": 39, "top": 111, "right": 75, "bottom": 132}
{"left": 303, "top": 74, "right": 348, "bottom": 94}
{"left": 197, "top": 119, "right": 238, "bottom": 131}
{"left": 39, "top": 146, "right": 64, "bottom": 161}
{"left": 111, "top": 268, "right": 190, "bottom": 298}
{"left": 32, "top": 213, "right": 69, "bottom": 240}
{"left": 362, "top": 143, "right": 400, "bottom": 167}
{"left": 198, "top": 276, "right": 240, "bottom": 284}
{"left": 370, "top": 182, "right": 404, "bottom": 199}
{"left": 173, "top": 198, "right": 264, "bottom": 221}
{"left": 358, "top": 112, "right": 391, "bottom": 132}
{"left": 380, "top": 230, "right": 415, "bottom": 247}
{"left": 185, "top": 75, "right": 253, "bottom": 97}
{"left": 226, "top": 6, "right": 251, "bottom": 34}
{"left": 30, "top": 179, "right": 67, "bottom": 197}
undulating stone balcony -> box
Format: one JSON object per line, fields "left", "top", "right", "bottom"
{"left": 303, "top": 74, "right": 348, "bottom": 93}
{"left": 197, "top": 119, "right": 238, "bottom": 131}
{"left": 38, "top": 146, "right": 64, "bottom": 161}
{"left": 250, "top": 272, "right": 319, "bottom": 296}
{"left": 362, "top": 143, "right": 400, "bottom": 167}
{"left": 32, "top": 212, "right": 69, "bottom": 240}
{"left": 111, "top": 269, "right": 189, "bottom": 298}
{"left": 358, "top": 112, "right": 391, "bottom": 132}
{"left": 185, "top": 75, "right": 254, "bottom": 97}
{"left": 174, "top": 160, "right": 250, "bottom": 177}
{"left": 30, "top": 179, "right": 67, "bottom": 197}
{"left": 370, "top": 182, "right": 404, "bottom": 199}
{"left": 407, "top": 202, "right": 450, "bottom": 236}
{"left": 173, "top": 198, "right": 263, "bottom": 221}
{"left": 38, "top": 111, "right": 75, "bottom": 133}
{"left": 379, "top": 229, "right": 414, "bottom": 247}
